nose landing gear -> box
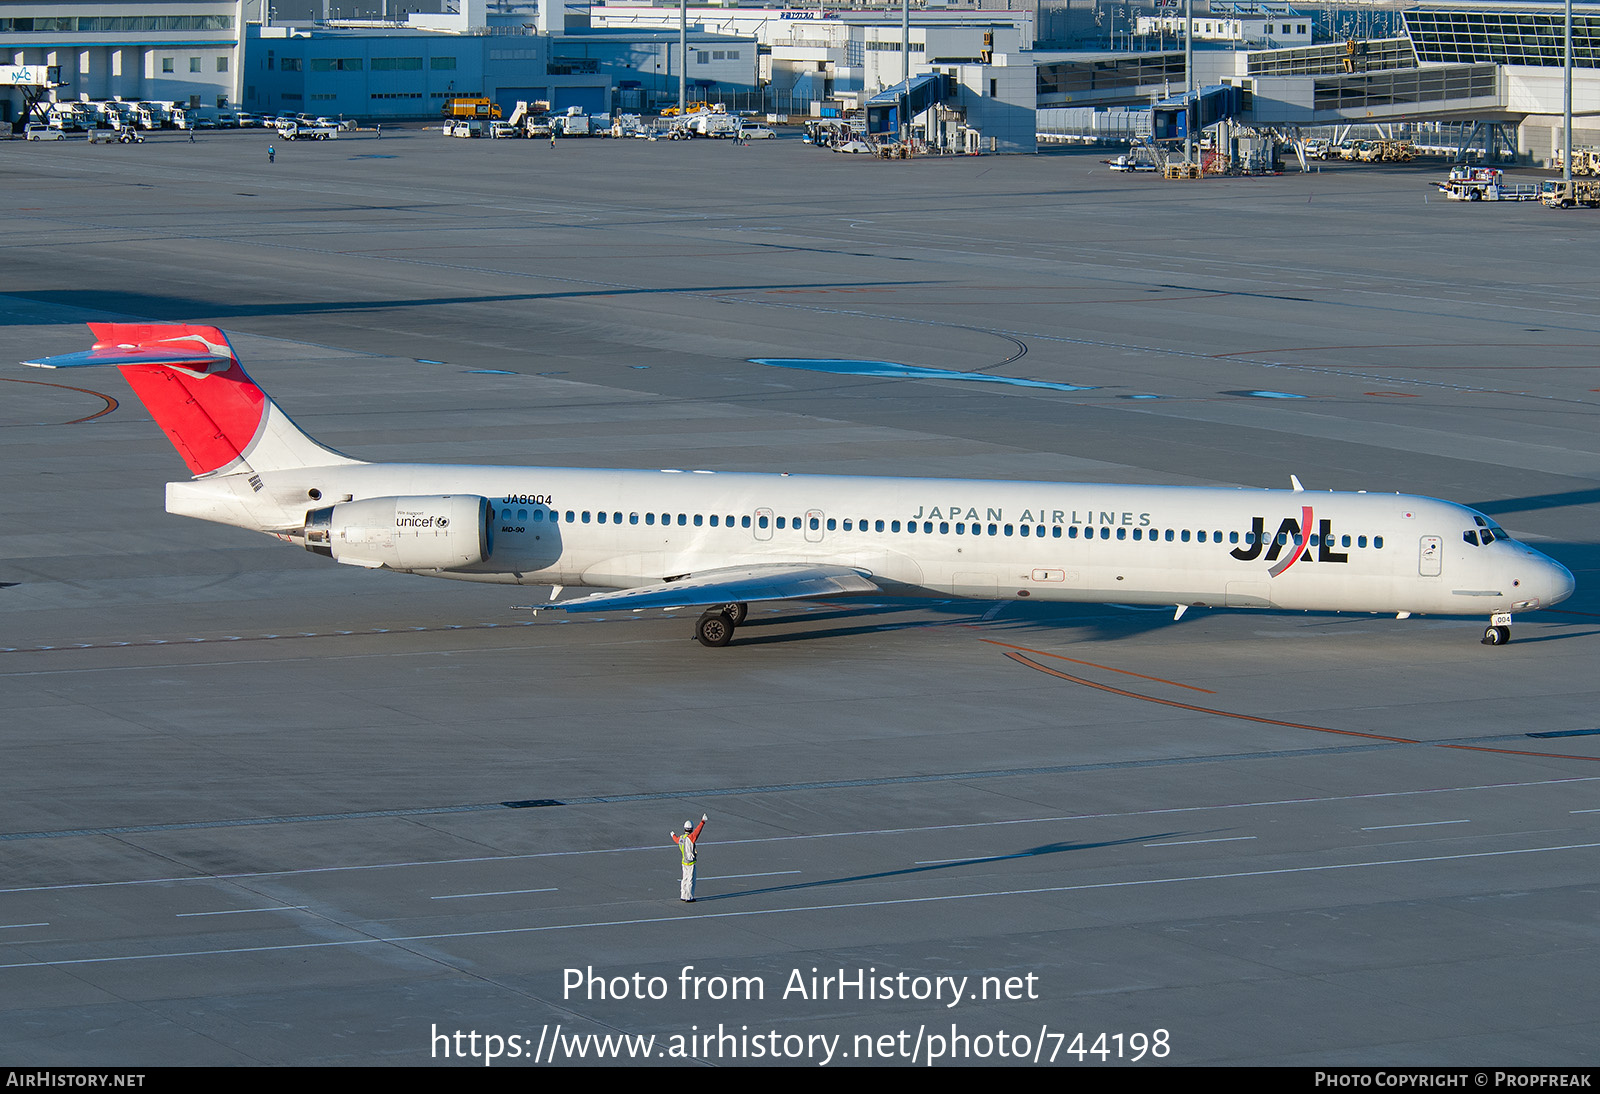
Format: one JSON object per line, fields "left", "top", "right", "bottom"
{"left": 1481, "top": 612, "right": 1513, "bottom": 646}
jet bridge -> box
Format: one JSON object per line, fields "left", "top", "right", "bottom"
{"left": 1152, "top": 84, "right": 1244, "bottom": 143}
{"left": 866, "top": 74, "right": 954, "bottom": 136}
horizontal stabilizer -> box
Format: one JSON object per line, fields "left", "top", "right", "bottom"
{"left": 552, "top": 563, "right": 880, "bottom": 614}
{"left": 24, "top": 345, "right": 230, "bottom": 372}
{"left": 24, "top": 323, "right": 236, "bottom": 375}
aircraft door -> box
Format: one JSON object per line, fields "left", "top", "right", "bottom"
{"left": 1419, "top": 535, "right": 1442, "bottom": 577}
{"left": 754, "top": 507, "right": 773, "bottom": 542}
{"left": 805, "top": 509, "right": 825, "bottom": 543}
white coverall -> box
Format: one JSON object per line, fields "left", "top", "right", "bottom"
{"left": 672, "top": 816, "right": 707, "bottom": 902}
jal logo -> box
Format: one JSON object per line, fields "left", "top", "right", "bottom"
{"left": 1230, "top": 506, "right": 1347, "bottom": 577}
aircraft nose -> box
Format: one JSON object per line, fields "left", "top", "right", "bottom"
{"left": 1545, "top": 556, "right": 1576, "bottom": 606}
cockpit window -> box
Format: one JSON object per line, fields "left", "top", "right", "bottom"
{"left": 1467, "top": 512, "right": 1512, "bottom": 545}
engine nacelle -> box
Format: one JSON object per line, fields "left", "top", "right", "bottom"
{"left": 303, "top": 495, "right": 492, "bottom": 570}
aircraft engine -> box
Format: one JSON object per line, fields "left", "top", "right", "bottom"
{"left": 302, "top": 495, "right": 492, "bottom": 570}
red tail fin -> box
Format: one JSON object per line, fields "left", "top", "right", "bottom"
{"left": 28, "top": 324, "right": 359, "bottom": 476}
{"left": 88, "top": 323, "right": 266, "bottom": 475}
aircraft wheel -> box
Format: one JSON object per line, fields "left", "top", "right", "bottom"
{"left": 1481, "top": 624, "right": 1511, "bottom": 646}
{"left": 695, "top": 612, "right": 734, "bottom": 647}
{"left": 720, "top": 602, "right": 748, "bottom": 625}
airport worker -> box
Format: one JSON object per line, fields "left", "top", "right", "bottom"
{"left": 549, "top": 128, "right": 557, "bottom": 149}
{"left": 268, "top": 144, "right": 275, "bottom": 163}
{"left": 671, "top": 814, "right": 708, "bottom": 902}
{"left": 376, "top": 123, "right": 382, "bottom": 139}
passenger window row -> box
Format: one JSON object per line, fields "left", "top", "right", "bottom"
{"left": 499, "top": 507, "right": 1387, "bottom": 549}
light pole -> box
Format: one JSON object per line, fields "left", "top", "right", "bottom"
{"left": 900, "top": 0, "right": 909, "bottom": 147}
{"left": 1183, "top": 0, "right": 1192, "bottom": 164}
{"left": 1564, "top": 0, "right": 1572, "bottom": 181}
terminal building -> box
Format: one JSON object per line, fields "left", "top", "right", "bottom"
{"left": 4, "top": 0, "right": 1597, "bottom": 162}
{"left": 246, "top": 0, "right": 755, "bottom": 119}
{"left": 1028, "top": 1, "right": 1600, "bottom": 161}
{"left": 0, "top": 0, "right": 244, "bottom": 122}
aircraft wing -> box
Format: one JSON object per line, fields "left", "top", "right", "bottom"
{"left": 550, "top": 563, "right": 881, "bottom": 614}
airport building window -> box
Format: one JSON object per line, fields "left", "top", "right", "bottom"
{"left": 217, "top": 57, "right": 228, "bottom": 73}
{"left": 372, "top": 57, "right": 424, "bottom": 71}
{"left": 431, "top": 57, "right": 457, "bottom": 70}
{"left": 0, "top": 14, "right": 232, "bottom": 32}
{"left": 162, "top": 57, "right": 174, "bottom": 73}
{"left": 281, "top": 57, "right": 302, "bottom": 72}
{"left": 190, "top": 57, "right": 202, "bottom": 73}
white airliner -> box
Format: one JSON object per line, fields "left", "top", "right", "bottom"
{"left": 25, "top": 323, "right": 1574, "bottom": 647}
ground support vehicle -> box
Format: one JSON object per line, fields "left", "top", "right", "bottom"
{"left": 441, "top": 98, "right": 500, "bottom": 120}
{"left": 277, "top": 120, "right": 337, "bottom": 141}
{"left": 1540, "top": 179, "right": 1600, "bottom": 207}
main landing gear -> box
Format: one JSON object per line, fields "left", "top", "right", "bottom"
{"left": 1481, "top": 612, "right": 1514, "bottom": 646}
{"left": 694, "top": 602, "right": 748, "bottom": 647}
